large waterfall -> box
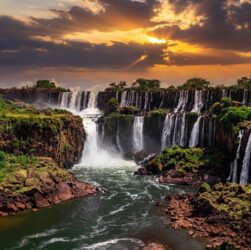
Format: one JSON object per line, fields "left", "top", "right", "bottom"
{"left": 133, "top": 116, "right": 144, "bottom": 153}
{"left": 240, "top": 133, "right": 251, "bottom": 185}
{"left": 59, "top": 91, "right": 130, "bottom": 167}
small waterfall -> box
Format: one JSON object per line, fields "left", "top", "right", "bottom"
{"left": 161, "top": 113, "right": 175, "bottom": 150}
{"left": 161, "top": 113, "right": 187, "bottom": 149}
{"left": 240, "top": 133, "right": 251, "bottom": 185}
{"left": 120, "top": 91, "right": 127, "bottom": 107}
{"left": 191, "top": 90, "right": 203, "bottom": 113}
{"left": 133, "top": 116, "right": 144, "bottom": 153}
{"left": 189, "top": 116, "right": 202, "bottom": 147}
{"left": 227, "top": 130, "right": 243, "bottom": 183}
{"left": 116, "top": 122, "right": 124, "bottom": 154}
{"left": 82, "top": 92, "right": 89, "bottom": 110}
{"left": 179, "top": 113, "right": 186, "bottom": 147}
{"left": 175, "top": 90, "right": 189, "bottom": 112}
{"left": 59, "top": 92, "right": 71, "bottom": 109}
{"left": 69, "top": 91, "right": 78, "bottom": 111}
{"left": 144, "top": 92, "right": 149, "bottom": 110}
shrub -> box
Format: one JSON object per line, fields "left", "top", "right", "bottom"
{"left": 155, "top": 146, "right": 205, "bottom": 173}
{"left": 132, "top": 78, "right": 160, "bottom": 90}
{"left": 220, "top": 106, "right": 251, "bottom": 128}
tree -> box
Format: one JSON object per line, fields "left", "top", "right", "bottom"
{"left": 132, "top": 78, "right": 160, "bottom": 90}
{"left": 237, "top": 76, "right": 251, "bottom": 88}
{"left": 33, "top": 80, "right": 56, "bottom": 89}
{"left": 181, "top": 78, "right": 210, "bottom": 90}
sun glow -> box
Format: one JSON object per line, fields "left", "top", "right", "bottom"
{"left": 64, "top": 29, "right": 166, "bottom": 45}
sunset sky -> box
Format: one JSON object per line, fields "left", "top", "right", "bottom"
{"left": 0, "top": 0, "right": 251, "bottom": 89}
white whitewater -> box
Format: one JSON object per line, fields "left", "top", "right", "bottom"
{"left": 227, "top": 130, "right": 243, "bottom": 183}
{"left": 133, "top": 116, "right": 144, "bottom": 153}
{"left": 59, "top": 91, "right": 133, "bottom": 168}
{"left": 161, "top": 113, "right": 174, "bottom": 150}
{"left": 175, "top": 90, "right": 189, "bottom": 112}
{"left": 240, "top": 133, "right": 251, "bottom": 185}
{"left": 179, "top": 113, "right": 186, "bottom": 147}
{"left": 189, "top": 116, "right": 202, "bottom": 147}
{"left": 60, "top": 92, "right": 70, "bottom": 109}
{"left": 191, "top": 90, "right": 203, "bottom": 113}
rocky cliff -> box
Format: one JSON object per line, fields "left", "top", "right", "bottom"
{"left": 0, "top": 100, "right": 84, "bottom": 168}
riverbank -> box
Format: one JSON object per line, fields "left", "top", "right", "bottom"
{"left": 0, "top": 96, "right": 95, "bottom": 216}
{"left": 160, "top": 183, "right": 251, "bottom": 249}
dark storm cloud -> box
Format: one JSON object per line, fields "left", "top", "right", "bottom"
{"left": 167, "top": 51, "right": 251, "bottom": 66}
{"left": 0, "top": 34, "right": 165, "bottom": 70}
{"left": 29, "top": 0, "right": 159, "bottom": 35}
{"left": 152, "top": 0, "right": 251, "bottom": 52}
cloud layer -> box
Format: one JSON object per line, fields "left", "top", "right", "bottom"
{"left": 0, "top": 0, "right": 251, "bottom": 86}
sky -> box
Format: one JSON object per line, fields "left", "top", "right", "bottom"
{"left": 0, "top": 0, "right": 251, "bottom": 90}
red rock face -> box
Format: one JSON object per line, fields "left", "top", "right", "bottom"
{"left": 0, "top": 173, "right": 96, "bottom": 216}
{"left": 162, "top": 193, "right": 251, "bottom": 250}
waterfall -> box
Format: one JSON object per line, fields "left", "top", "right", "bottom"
{"left": 161, "top": 114, "right": 174, "bottom": 149}
{"left": 60, "top": 92, "right": 71, "bottom": 109}
{"left": 227, "top": 130, "right": 243, "bottom": 183}
{"left": 240, "top": 133, "right": 251, "bottom": 185}
{"left": 191, "top": 90, "right": 203, "bottom": 113}
{"left": 82, "top": 92, "right": 89, "bottom": 110}
{"left": 144, "top": 92, "right": 149, "bottom": 110}
{"left": 120, "top": 91, "right": 127, "bottom": 107}
{"left": 69, "top": 91, "right": 79, "bottom": 111}
{"left": 179, "top": 113, "right": 186, "bottom": 147}
{"left": 133, "top": 116, "right": 144, "bottom": 153}
{"left": 189, "top": 116, "right": 202, "bottom": 147}
{"left": 175, "top": 90, "right": 189, "bottom": 112}
{"left": 116, "top": 122, "right": 124, "bottom": 154}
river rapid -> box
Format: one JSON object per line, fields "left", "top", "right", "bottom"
{"left": 0, "top": 163, "right": 206, "bottom": 250}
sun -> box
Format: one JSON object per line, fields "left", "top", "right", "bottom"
{"left": 147, "top": 36, "right": 166, "bottom": 44}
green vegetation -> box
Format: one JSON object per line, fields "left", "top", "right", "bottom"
{"left": 179, "top": 78, "right": 210, "bottom": 90}
{"left": 210, "top": 97, "right": 251, "bottom": 130}
{"left": 107, "top": 97, "right": 119, "bottom": 113}
{"left": 132, "top": 78, "right": 160, "bottom": 90}
{"left": 209, "top": 242, "right": 239, "bottom": 250}
{"left": 0, "top": 151, "right": 37, "bottom": 182}
{"left": 107, "top": 81, "right": 127, "bottom": 91}
{"left": 220, "top": 106, "right": 251, "bottom": 128}
{"left": 230, "top": 76, "right": 251, "bottom": 90}
{"left": 198, "top": 183, "right": 251, "bottom": 221}
{"left": 147, "top": 108, "right": 167, "bottom": 118}
{"left": 33, "top": 80, "right": 68, "bottom": 91}
{"left": 153, "top": 146, "right": 205, "bottom": 173}
{"left": 0, "top": 153, "right": 70, "bottom": 194}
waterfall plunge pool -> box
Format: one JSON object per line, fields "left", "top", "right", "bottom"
{"left": 0, "top": 164, "right": 206, "bottom": 250}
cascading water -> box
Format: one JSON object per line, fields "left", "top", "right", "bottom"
{"left": 191, "top": 90, "right": 203, "bottom": 113}
{"left": 133, "top": 116, "right": 144, "bottom": 153}
{"left": 227, "top": 130, "right": 243, "bottom": 183}
{"left": 77, "top": 92, "right": 128, "bottom": 167}
{"left": 59, "top": 92, "right": 70, "bottom": 109}
{"left": 161, "top": 113, "right": 187, "bottom": 149}
{"left": 161, "top": 113, "right": 172, "bottom": 150}
{"left": 189, "top": 116, "right": 202, "bottom": 147}
{"left": 239, "top": 133, "right": 251, "bottom": 185}
{"left": 175, "top": 90, "right": 189, "bottom": 112}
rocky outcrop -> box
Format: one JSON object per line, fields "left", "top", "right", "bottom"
{"left": 0, "top": 157, "right": 96, "bottom": 216}
{"left": 0, "top": 88, "right": 62, "bottom": 107}
{"left": 162, "top": 183, "right": 251, "bottom": 249}
{"left": 0, "top": 109, "right": 84, "bottom": 168}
